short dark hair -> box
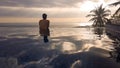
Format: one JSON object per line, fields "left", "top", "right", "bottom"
{"left": 42, "top": 13, "right": 47, "bottom": 19}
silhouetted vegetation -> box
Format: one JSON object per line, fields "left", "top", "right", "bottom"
{"left": 93, "top": 27, "right": 104, "bottom": 40}
{"left": 86, "top": 4, "right": 110, "bottom": 27}
{"left": 109, "top": 1, "right": 120, "bottom": 19}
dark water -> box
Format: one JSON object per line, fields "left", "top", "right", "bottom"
{"left": 0, "top": 23, "right": 120, "bottom": 68}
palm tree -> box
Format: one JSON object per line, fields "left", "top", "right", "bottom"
{"left": 86, "top": 4, "right": 110, "bottom": 27}
{"left": 110, "top": 1, "right": 120, "bottom": 6}
{"left": 109, "top": 1, "right": 120, "bottom": 18}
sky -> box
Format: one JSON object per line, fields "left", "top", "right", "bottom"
{"left": 0, "top": 0, "right": 119, "bottom": 23}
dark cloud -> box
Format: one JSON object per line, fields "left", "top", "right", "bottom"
{"left": 0, "top": 7, "right": 40, "bottom": 17}
{"left": 0, "top": 0, "right": 85, "bottom": 8}
{"left": 0, "top": 7, "right": 84, "bottom": 18}
{"left": 0, "top": 0, "right": 86, "bottom": 17}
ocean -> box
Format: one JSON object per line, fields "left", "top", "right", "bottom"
{"left": 0, "top": 22, "right": 98, "bottom": 37}
{"left": 0, "top": 22, "right": 119, "bottom": 68}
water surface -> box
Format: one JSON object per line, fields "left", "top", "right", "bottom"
{"left": 0, "top": 23, "right": 119, "bottom": 68}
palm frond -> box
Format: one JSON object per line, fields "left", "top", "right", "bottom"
{"left": 89, "top": 17, "right": 98, "bottom": 21}
{"left": 86, "top": 14, "right": 96, "bottom": 17}
{"left": 90, "top": 9, "right": 96, "bottom": 13}
{"left": 102, "top": 13, "right": 110, "bottom": 17}
{"left": 104, "top": 10, "right": 111, "bottom": 13}
{"left": 113, "top": 7, "right": 120, "bottom": 16}
{"left": 109, "top": 1, "right": 120, "bottom": 6}
{"left": 86, "top": 4, "right": 110, "bottom": 27}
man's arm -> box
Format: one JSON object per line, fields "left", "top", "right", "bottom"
{"left": 47, "top": 20, "right": 50, "bottom": 28}
{"left": 39, "top": 20, "right": 41, "bottom": 34}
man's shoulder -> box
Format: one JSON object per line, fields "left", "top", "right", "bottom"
{"left": 39, "top": 20, "right": 50, "bottom": 23}
{"left": 45, "top": 20, "right": 50, "bottom": 23}
{"left": 46, "top": 20, "right": 49, "bottom": 21}
{"left": 47, "top": 20, "right": 50, "bottom": 22}
{"left": 39, "top": 20, "right": 43, "bottom": 22}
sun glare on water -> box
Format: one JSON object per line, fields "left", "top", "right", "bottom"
{"left": 79, "top": 22, "right": 92, "bottom": 26}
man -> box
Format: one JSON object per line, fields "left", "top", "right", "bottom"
{"left": 39, "top": 13, "right": 50, "bottom": 43}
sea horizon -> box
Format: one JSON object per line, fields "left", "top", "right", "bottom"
{"left": 0, "top": 22, "right": 92, "bottom": 28}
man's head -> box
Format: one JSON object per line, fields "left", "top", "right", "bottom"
{"left": 42, "top": 13, "right": 47, "bottom": 20}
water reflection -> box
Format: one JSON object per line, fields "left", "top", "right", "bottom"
{"left": 93, "top": 27, "right": 104, "bottom": 40}
{"left": 92, "top": 27, "right": 120, "bottom": 62}
{"left": 1, "top": 26, "right": 120, "bottom": 68}
{"left": 50, "top": 27, "right": 113, "bottom": 54}
{"left": 49, "top": 27, "right": 120, "bottom": 68}
{"left": 71, "top": 60, "right": 82, "bottom": 68}
{"left": 62, "top": 42, "right": 76, "bottom": 53}
{"left": 106, "top": 32, "right": 120, "bottom": 62}
{"left": 108, "top": 39, "right": 120, "bottom": 62}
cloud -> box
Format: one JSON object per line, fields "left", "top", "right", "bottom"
{"left": 0, "top": 6, "right": 87, "bottom": 18}
{"left": 0, "top": 0, "right": 117, "bottom": 18}
{"left": 0, "top": 0, "right": 86, "bottom": 18}
{"left": 0, "top": 0, "right": 85, "bottom": 8}
{"left": 0, "top": 6, "right": 35, "bottom": 17}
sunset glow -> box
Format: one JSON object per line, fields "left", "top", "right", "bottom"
{"left": 78, "top": 1, "right": 96, "bottom": 11}
{"left": 0, "top": 0, "right": 118, "bottom": 23}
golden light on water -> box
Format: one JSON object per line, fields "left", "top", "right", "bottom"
{"left": 62, "top": 42, "right": 76, "bottom": 53}
{"left": 78, "top": 22, "right": 92, "bottom": 26}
